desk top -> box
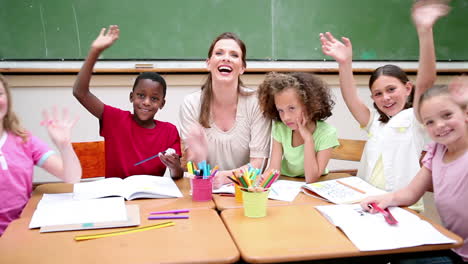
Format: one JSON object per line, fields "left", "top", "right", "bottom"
{"left": 220, "top": 204, "right": 463, "bottom": 263}
{"left": 0, "top": 208, "right": 239, "bottom": 264}
{"left": 213, "top": 173, "right": 350, "bottom": 211}
{"left": 21, "top": 177, "right": 215, "bottom": 218}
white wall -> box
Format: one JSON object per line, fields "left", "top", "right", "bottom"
{"left": 6, "top": 73, "right": 453, "bottom": 183}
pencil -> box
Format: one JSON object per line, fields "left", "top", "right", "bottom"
{"left": 336, "top": 180, "right": 366, "bottom": 194}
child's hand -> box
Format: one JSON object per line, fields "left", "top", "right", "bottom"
{"left": 91, "top": 25, "right": 120, "bottom": 52}
{"left": 41, "top": 107, "right": 78, "bottom": 148}
{"left": 448, "top": 75, "right": 468, "bottom": 106}
{"left": 159, "top": 153, "right": 181, "bottom": 170}
{"left": 360, "top": 194, "right": 394, "bottom": 214}
{"left": 213, "top": 171, "right": 231, "bottom": 189}
{"left": 185, "top": 124, "right": 208, "bottom": 163}
{"left": 412, "top": 0, "right": 450, "bottom": 32}
{"left": 296, "top": 112, "right": 314, "bottom": 141}
{"left": 320, "top": 32, "right": 352, "bottom": 64}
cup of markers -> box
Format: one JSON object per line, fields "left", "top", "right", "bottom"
{"left": 187, "top": 160, "right": 218, "bottom": 202}
{"left": 228, "top": 168, "right": 280, "bottom": 218}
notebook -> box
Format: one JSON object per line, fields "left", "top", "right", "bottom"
{"left": 73, "top": 175, "right": 183, "bottom": 200}
{"left": 29, "top": 195, "right": 128, "bottom": 229}
{"left": 40, "top": 204, "right": 140, "bottom": 233}
{"left": 315, "top": 204, "right": 456, "bottom": 251}
{"left": 302, "top": 176, "right": 386, "bottom": 204}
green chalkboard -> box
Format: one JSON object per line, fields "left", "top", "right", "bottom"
{"left": 1, "top": 0, "right": 467, "bottom": 61}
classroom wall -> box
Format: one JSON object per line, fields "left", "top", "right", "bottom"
{"left": 6, "top": 73, "right": 454, "bottom": 183}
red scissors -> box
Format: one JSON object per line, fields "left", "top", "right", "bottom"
{"left": 368, "top": 203, "right": 398, "bottom": 225}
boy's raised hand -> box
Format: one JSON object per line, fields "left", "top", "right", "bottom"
{"left": 412, "top": 0, "right": 450, "bottom": 31}
{"left": 91, "top": 25, "right": 120, "bottom": 52}
{"left": 41, "top": 107, "right": 78, "bottom": 148}
{"left": 320, "top": 32, "right": 352, "bottom": 64}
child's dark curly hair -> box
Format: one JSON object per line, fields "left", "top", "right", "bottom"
{"left": 257, "top": 72, "right": 335, "bottom": 123}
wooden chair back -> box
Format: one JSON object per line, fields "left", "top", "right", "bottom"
{"left": 330, "top": 139, "right": 366, "bottom": 176}
{"left": 72, "top": 141, "right": 106, "bottom": 179}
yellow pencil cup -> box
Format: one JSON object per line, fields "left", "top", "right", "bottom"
{"left": 234, "top": 185, "right": 243, "bottom": 203}
{"left": 242, "top": 189, "right": 269, "bottom": 218}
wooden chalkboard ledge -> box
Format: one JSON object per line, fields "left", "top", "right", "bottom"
{"left": 0, "top": 61, "right": 466, "bottom": 73}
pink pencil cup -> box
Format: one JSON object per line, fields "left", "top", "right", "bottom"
{"left": 191, "top": 177, "right": 213, "bottom": 202}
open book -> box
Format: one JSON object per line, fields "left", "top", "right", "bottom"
{"left": 302, "top": 176, "right": 386, "bottom": 204}
{"left": 315, "top": 204, "right": 456, "bottom": 251}
{"left": 73, "top": 175, "right": 183, "bottom": 200}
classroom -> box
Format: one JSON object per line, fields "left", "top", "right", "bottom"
{"left": 1, "top": 0, "right": 467, "bottom": 263}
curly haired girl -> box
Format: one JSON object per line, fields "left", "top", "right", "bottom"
{"left": 257, "top": 72, "right": 339, "bottom": 183}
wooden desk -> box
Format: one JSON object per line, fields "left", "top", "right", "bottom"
{"left": 213, "top": 173, "right": 350, "bottom": 211}
{"left": 0, "top": 208, "right": 239, "bottom": 264}
{"left": 220, "top": 204, "right": 463, "bottom": 263}
{"left": 22, "top": 177, "right": 215, "bottom": 218}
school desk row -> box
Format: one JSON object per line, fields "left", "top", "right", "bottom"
{"left": 0, "top": 174, "right": 462, "bottom": 264}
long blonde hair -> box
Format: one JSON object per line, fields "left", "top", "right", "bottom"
{"left": 0, "top": 74, "right": 28, "bottom": 142}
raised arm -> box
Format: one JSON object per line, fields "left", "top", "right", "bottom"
{"left": 40, "top": 107, "right": 82, "bottom": 183}
{"left": 73, "top": 25, "right": 120, "bottom": 119}
{"left": 321, "top": 32, "right": 370, "bottom": 127}
{"left": 412, "top": 1, "right": 450, "bottom": 122}
{"left": 448, "top": 76, "right": 468, "bottom": 107}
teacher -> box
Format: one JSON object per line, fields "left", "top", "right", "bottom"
{"left": 179, "top": 32, "right": 271, "bottom": 187}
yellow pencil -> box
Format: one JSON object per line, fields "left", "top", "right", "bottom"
{"left": 75, "top": 221, "right": 175, "bottom": 241}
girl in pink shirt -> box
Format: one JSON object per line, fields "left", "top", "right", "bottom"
{"left": 0, "top": 75, "right": 82, "bottom": 235}
{"left": 361, "top": 82, "right": 468, "bottom": 263}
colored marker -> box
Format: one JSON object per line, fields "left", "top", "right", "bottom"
{"left": 148, "top": 215, "right": 189, "bottom": 220}
{"left": 150, "top": 209, "right": 189, "bottom": 215}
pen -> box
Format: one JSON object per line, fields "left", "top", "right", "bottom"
{"left": 368, "top": 203, "right": 398, "bottom": 225}
{"left": 148, "top": 215, "right": 189, "bottom": 220}
{"left": 336, "top": 180, "right": 366, "bottom": 194}
{"left": 150, "top": 209, "right": 189, "bottom": 215}
{"left": 134, "top": 153, "right": 161, "bottom": 166}
{"left": 134, "top": 149, "right": 179, "bottom": 166}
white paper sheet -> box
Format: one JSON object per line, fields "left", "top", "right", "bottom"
{"left": 73, "top": 175, "right": 183, "bottom": 200}
{"left": 268, "top": 180, "right": 304, "bottom": 202}
{"left": 316, "top": 204, "right": 456, "bottom": 251}
{"left": 29, "top": 194, "right": 127, "bottom": 228}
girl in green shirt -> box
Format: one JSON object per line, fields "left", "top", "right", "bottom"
{"left": 257, "top": 72, "right": 339, "bottom": 183}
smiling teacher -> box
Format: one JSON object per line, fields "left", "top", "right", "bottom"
{"left": 179, "top": 32, "right": 271, "bottom": 188}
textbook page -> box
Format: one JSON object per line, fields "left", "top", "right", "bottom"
{"left": 268, "top": 180, "right": 304, "bottom": 202}
{"left": 29, "top": 195, "right": 127, "bottom": 228}
{"left": 302, "top": 176, "right": 386, "bottom": 204}
{"left": 315, "top": 204, "right": 456, "bottom": 251}
{"left": 73, "top": 175, "right": 183, "bottom": 200}
{"left": 73, "top": 177, "right": 125, "bottom": 200}
{"left": 122, "top": 175, "right": 183, "bottom": 200}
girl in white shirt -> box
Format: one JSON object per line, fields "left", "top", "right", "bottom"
{"left": 320, "top": 1, "right": 449, "bottom": 211}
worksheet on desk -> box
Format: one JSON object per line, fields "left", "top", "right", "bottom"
{"left": 315, "top": 204, "right": 456, "bottom": 251}
{"left": 29, "top": 194, "right": 127, "bottom": 228}
{"left": 268, "top": 180, "right": 304, "bottom": 202}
